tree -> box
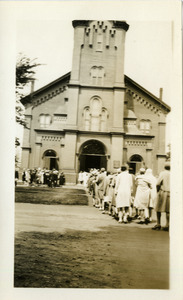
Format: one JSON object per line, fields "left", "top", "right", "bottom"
{"left": 15, "top": 53, "right": 41, "bottom": 164}
{"left": 16, "top": 53, "right": 41, "bottom": 127}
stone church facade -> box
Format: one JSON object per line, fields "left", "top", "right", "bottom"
{"left": 20, "top": 20, "right": 170, "bottom": 183}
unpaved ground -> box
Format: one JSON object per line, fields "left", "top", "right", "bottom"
{"left": 14, "top": 203, "right": 169, "bottom": 289}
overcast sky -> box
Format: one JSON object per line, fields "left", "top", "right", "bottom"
{"left": 16, "top": 19, "right": 172, "bottom": 107}
{"left": 16, "top": 17, "right": 173, "bottom": 145}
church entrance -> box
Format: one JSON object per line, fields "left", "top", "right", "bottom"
{"left": 43, "top": 150, "right": 59, "bottom": 170}
{"left": 129, "top": 154, "right": 143, "bottom": 174}
{"left": 79, "top": 140, "right": 107, "bottom": 172}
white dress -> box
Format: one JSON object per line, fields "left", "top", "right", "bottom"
{"left": 134, "top": 174, "right": 151, "bottom": 209}
{"left": 145, "top": 169, "right": 157, "bottom": 208}
{"left": 115, "top": 171, "right": 132, "bottom": 208}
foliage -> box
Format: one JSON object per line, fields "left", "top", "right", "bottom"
{"left": 16, "top": 53, "right": 41, "bottom": 127}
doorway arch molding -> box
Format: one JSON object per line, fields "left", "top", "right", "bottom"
{"left": 42, "top": 149, "right": 59, "bottom": 170}
{"left": 128, "top": 154, "right": 144, "bottom": 174}
{"left": 78, "top": 139, "right": 108, "bottom": 172}
{"left": 79, "top": 139, "right": 107, "bottom": 155}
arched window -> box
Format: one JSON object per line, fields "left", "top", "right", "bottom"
{"left": 90, "top": 97, "right": 102, "bottom": 131}
{"left": 39, "top": 114, "right": 52, "bottom": 128}
{"left": 90, "top": 66, "right": 105, "bottom": 85}
{"left": 83, "top": 97, "right": 108, "bottom": 132}
{"left": 101, "top": 108, "right": 108, "bottom": 131}
{"left": 83, "top": 107, "right": 90, "bottom": 130}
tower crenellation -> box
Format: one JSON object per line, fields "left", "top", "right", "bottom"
{"left": 70, "top": 20, "right": 129, "bottom": 87}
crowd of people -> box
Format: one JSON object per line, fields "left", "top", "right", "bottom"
{"left": 79, "top": 162, "right": 170, "bottom": 232}
{"left": 21, "top": 168, "right": 65, "bottom": 187}
{"left": 15, "top": 162, "right": 170, "bottom": 231}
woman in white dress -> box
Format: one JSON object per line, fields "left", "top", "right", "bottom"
{"left": 145, "top": 168, "right": 157, "bottom": 222}
{"left": 134, "top": 168, "right": 152, "bottom": 224}
{"left": 115, "top": 165, "right": 133, "bottom": 223}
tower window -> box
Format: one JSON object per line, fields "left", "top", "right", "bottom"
{"left": 90, "top": 66, "right": 105, "bottom": 85}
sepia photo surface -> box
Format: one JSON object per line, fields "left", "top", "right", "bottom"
{"left": 0, "top": 1, "right": 182, "bottom": 300}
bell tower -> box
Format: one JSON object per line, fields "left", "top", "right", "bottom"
{"left": 67, "top": 20, "right": 129, "bottom": 127}
{"left": 64, "top": 20, "right": 129, "bottom": 178}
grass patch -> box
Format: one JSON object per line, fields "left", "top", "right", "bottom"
{"left": 15, "top": 186, "right": 88, "bottom": 205}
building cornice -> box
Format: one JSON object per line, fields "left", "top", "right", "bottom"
{"left": 21, "top": 72, "right": 70, "bottom": 106}
{"left": 125, "top": 134, "right": 155, "bottom": 139}
{"left": 22, "top": 146, "right": 31, "bottom": 150}
{"left": 156, "top": 154, "right": 167, "bottom": 157}
{"left": 35, "top": 129, "right": 65, "bottom": 134}
{"left": 125, "top": 75, "right": 171, "bottom": 113}
{"left": 112, "top": 21, "right": 129, "bottom": 31}
{"left": 72, "top": 20, "right": 90, "bottom": 28}
{"left": 72, "top": 20, "right": 129, "bottom": 32}
{"left": 20, "top": 70, "right": 171, "bottom": 114}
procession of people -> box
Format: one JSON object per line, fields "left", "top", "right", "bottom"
{"left": 15, "top": 161, "right": 170, "bottom": 231}
{"left": 81, "top": 162, "right": 170, "bottom": 232}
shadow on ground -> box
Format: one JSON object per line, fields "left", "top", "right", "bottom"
{"left": 14, "top": 226, "right": 169, "bottom": 289}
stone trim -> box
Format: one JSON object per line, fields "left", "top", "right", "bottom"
{"left": 22, "top": 146, "right": 31, "bottom": 150}
{"left": 125, "top": 133, "right": 154, "bottom": 138}
{"left": 35, "top": 129, "right": 64, "bottom": 134}
{"left": 41, "top": 136, "right": 63, "bottom": 142}
{"left": 158, "top": 122, "right": 166, "bottom": 125}
{"left": 156, "top": 154, "right": 167, "bottom": 157}
{"left": 125, "top": 140, "right": 148, "bottom": 147}
{"left": 68, "top": 83, "right": 126, "bottom": 90}
{"left": 126, "top": 88, "right": 162, "bottom": 116}
{"left": 32, "top": 85, "right": 67, "bottom": 108}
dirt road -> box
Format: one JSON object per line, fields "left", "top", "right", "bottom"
{"left": 14, "top": 201, "right": 169, "bottom": 289}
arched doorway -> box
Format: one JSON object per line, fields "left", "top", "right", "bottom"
{"left": 43, "top": 149, "right": 59, "bottom": 170}
{"left": 79, "top": 140, "right": 107, "bottom": 172}
{"left": 129, "top": 154, "right": 143, "bottom": 174}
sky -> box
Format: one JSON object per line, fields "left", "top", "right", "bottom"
{"left": 16, "top": 18, "right": 173, "bottom": 146}
{"left": 16, "top": 20, "right": 172, "bottom": 106}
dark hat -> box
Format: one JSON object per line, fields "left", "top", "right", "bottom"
{"left": 164, "top": 161, "right": 170, "bottom": 168}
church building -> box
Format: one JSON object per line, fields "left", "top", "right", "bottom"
{"left": 20, "top": 20, "right": 171, "bottom": 184}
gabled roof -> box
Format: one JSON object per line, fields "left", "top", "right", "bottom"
{"left": 21, "top": 71, "right": 171, "bottom": 113}
{"left": 125, "top": 75, "right": 171, "bottom": 113}
{"left": 21, "top": 72, "right": 70, "bottom": 106}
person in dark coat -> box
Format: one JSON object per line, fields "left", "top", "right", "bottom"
{"left": 59, "top": 172, "right": 65, "bottom": 186}
{"left": 152, "top": 161, "right": 170, "bottom": 231}
{"left": 49, "top": 169, "right": 58, "bottom": 188}
{"left": 15, "top": 168, "right": 19, "bottom": 186}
